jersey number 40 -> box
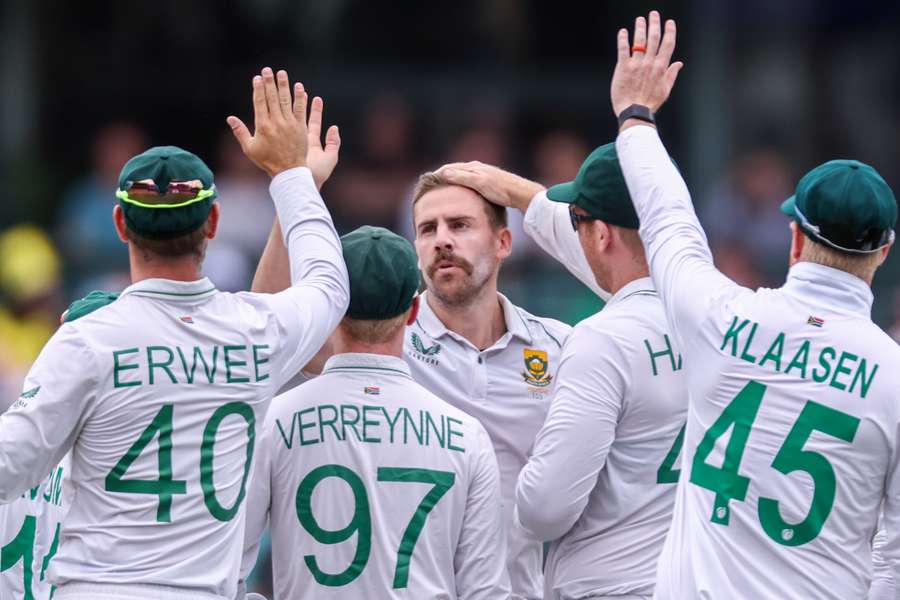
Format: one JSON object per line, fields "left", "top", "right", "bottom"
{"left": 690, "top": 380, "right": 860, "bottom": 546}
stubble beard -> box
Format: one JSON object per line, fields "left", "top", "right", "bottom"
{"left": 426, "top": 251, "right": 496, "bottom": 308}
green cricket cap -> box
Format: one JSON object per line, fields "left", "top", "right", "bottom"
{"left": 546, "top": 142, "right": 638, "bottom": 229}
{"left": 341, "top": 226, "right": 420, "bottom": 320}
{"left": 780, "top": 159, "right": 897, "bottom": 254}
{"left": 117, "top": 146, "right": 217, "bottom": 240}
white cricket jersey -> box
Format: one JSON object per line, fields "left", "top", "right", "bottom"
{"left": 0, "top": 167, "right": 349, "bottom": 600}
{"left": 618, "top": 125, "right": 900, "bottom": 599}
{"left": 404, "top": 292, "right": 571, "bottom": 599}
{"left": 519, "top": 194, "right": 687, "bottom": 599}
{"left": 1, "top": 454, "right": 71, "bottom": 600}
{"left": 241, "top": 352, "right": 509, "bottom": 600}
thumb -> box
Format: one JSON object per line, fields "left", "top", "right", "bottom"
{"left": 324, "top": 125, "right": 341, "bottom": 154}
{"left": 664, "top": 61, "right": 684, "bottom": 89}
{"left": 226, "top": 116, "right": 252, "bottom": 150}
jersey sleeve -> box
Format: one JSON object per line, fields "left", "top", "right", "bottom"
{"left": 616, "top": 125, "right": 742, "bottom": 336}
{"left": 870, "top": 526, "right": 897, "bottom": 599}
{"left": 514, "top": 324, "right": 626, "bottom": 541}
{"left": 240, "top": 418, "right": 273, "bottom": 585}
{"left": 454, "top": 424, "right": 511, "bottom": 600}
{"left": 522, "top": 191, "right": 612, "bottom": 301}
{"left": 878, "top": 436, "right": 900, "bottom": 600}
{"left": 242, "top": 167, "right": 349, "bottom": 388}
{"left": 0, "top": 325, "right": 97, "bottom": 503}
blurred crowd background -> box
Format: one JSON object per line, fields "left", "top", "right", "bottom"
{"left": 1, "top": 1, "right": 899, "bottom": 592}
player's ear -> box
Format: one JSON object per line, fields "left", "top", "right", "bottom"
{"left": 406, "top": 296, "right": 421, "bottom": 326}
{"left": 205, "top": 202, "right": 221, "bottom": 240}
{"left": 594, "top": 220, "right": 612, "bottom": 253}
{"left": 496, "top": 226, "right": 512, "bottom": 260}
{"left": 789, "top": 221, "right": 803, "bottom": 265}
{"left": 113, "top": 205, "right": 129, "bottom": 243}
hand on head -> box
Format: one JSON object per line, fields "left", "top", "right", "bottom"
{"left": 226, "top": 67, "right": 311, "bottom": 178}
{"left": 610, "top": 11, "right": 684, "bottom": 121}
{"left": 436, "top": 161, "right": 544, "bottom": 212}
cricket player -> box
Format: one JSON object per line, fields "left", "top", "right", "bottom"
{"left": 438, "top": 144, "right": 688, "bottom": 599}
{"left": 611, "top": 12, "right": 900, "bottom": 598}
{"left": 254, "top": 159, "right": 571, "bottom": 600}
{"left": 240, "top": 226, "right": 509, "bottom": 599}
{"left": 0, "top": 67, "right": 349, "bottom": 600}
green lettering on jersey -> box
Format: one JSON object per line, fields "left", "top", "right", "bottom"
{"left": 252, "top": 344, "right": 270, "bottom": 382}
{"left": 758, "top": 332, "right": 786, "bottom": 372}
{"left": 298, "top": 407, "right": 319, "bottom": 446}
{"left": 341, "top": 405, "right": 362, "bottom": 441}
{"left": 383, "top": 407, "right": 403, "bottom": 444}
{"left": 784, "top": 340, "right": 811, "bottom": 378}
{"left": 113, "top": 348, "right": 141, "bottom": 388}
{"left": 318, "top": 405, "right": 342, "bottom": 443}
{"left": 362, "top": 406, "right": 382, "bottom": 443}
{"left": 739, "top": 322, "right": 760, "bottom": 363}
{"left": 447, "top": 417, "right": 465, "bottom": 453}
{"left": 812, "top": 347, "right": 836, "bottom": 383}
{"left": 644, "top": 334, "right": 682, "bottom": 376}
{"left": 147, "top": 346, "right": 177, "bottom": 385}
{"left": 276, "top": 415, "right": 297, "bottom": 450}
{"left": 224, "top": 345, "right": 250, "bottom": 383}
{"left": 849, "top": 359, "right": 878, "bottom": 399}
{"left": 829, "top": 351, "right": 857, "bottom": 392}
{"left": 403, "top": 408, "right": 425, "bottom": 446}
{"left": 720, "top": 316, "right": 751, "bottom": 356}
{"left": 425, "top": 411, "right": 446, "bottom": 449}
{"left": 176, "top": 346, "right": 218, "bottom": 384}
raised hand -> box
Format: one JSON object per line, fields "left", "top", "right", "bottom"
{"left": 610, "top": 11, "right": 684, "bottom": 121}
{"left": 438, "top": 161, "right": 545, "bottom": 213}
{"left": 306, "top": 96, "right": 341, "bottom": 190}
{"left": 227, "top": 67, "right": 309, "bottom": 178}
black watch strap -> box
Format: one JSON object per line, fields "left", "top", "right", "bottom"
{"left": 617, "top": 104, "right": 656, "bottom": 128}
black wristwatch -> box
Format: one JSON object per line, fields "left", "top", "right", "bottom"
{"left": 617, "top": 104, "right": 656, "bottom": 128}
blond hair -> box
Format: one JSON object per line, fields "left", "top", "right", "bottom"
{"left": 339, "top": 313, "right": 408, "bottom": 345}
{"left": 412, "top": 171, "right": 507, "bottom": 230}
{"left": 800, "top": 238, "right": 882, "bottom": 282}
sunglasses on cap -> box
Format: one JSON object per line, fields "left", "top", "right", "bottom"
{"left": 568, "top": 205, "right": 601, "bottom": 231}
{"left": 115, "top": 180, "right": 216, "bottom": 209}
{"left": 794, "top": 205, "right": 895, "bottom": 254}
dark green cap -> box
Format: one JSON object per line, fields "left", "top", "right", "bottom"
{"left": 117, "top": 146, "right": 217, "bottom": 240}
{"left": 61, "top": 290, "right": 119, "bottom": 324}
{"left": 341, "top": 226, "right": 420, "bottom": 320}
{"left": 780, "top": 159, "right": 897, "bottom": 254}
{"left": 546, "top": 142, "right": 638, "bottom": 229}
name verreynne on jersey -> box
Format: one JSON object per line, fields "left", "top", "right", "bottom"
{"left": 720, "top": 316, "right": 879, "bottom": 399}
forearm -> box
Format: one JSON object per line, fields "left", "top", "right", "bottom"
{"left": 251, "top": 219, "right": 290, "bottom": 293}
{"left": 269, "top": 167, "right": 349, "bottom": 307}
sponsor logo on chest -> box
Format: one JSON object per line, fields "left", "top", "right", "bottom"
{"left": 409, "top": 332, "right": 441, "bottom": 366}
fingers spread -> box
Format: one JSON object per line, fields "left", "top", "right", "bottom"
{"left": 252, "top": 75, "right": 267, "bottom": 129}
{"left": 665, "top": 61, "right": 684, "bottom": 89}
{"left": 293, "top": 82, "right": 307, "bottom": 123}
{"left": 617, "top": 28, "right": 630, "bottom": 61}
{"left": 276, "top": 70, "right": 293, "bottom": 120}
{"left": 308, "top": 96, "right": 324, "bottom": 143}
{"left": 261, "top": 67, "right": 282, "bottom": 122}
{"left": 646, "top": 11, "right": 662, "bottom": 57}
{"left": 325, "top": 125, "right": 340, "bottom": 153}
{"left": 226, "top": 116, "right": 252, "bottom": 150}
{"left": 658, "top": 19, "right": 677, "bottom": 66}
{"left": 632, "top": 15, "right": 647, "bottom": 54}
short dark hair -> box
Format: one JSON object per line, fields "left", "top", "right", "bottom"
{"left": 412, "top": 171, "right": 507, "bottom": 230}
{"left": 124, "top": 224, "right": 209, "bottom": 260}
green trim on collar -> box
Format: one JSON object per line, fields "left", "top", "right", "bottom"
{"left": 124, "top": 287, "right": 217, "bottom": 298}
{"left": 324, "top": 365, "right": 414, "bottom": 380}
{"left": 618, "top": 289, "right": 658, "bottom": 302}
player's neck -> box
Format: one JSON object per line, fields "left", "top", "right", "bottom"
{"left": 332, "top": 330, "right": 404, "bottom": 358}
{"left": 427, "top": 283, "right": 507, "bottom": 351}
{"left": 129, "top": 250, "right": 205, "bottom": 283}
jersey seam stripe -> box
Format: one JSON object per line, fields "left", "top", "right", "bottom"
{"left": 525, "top": 316, "right": 563, "bottom": 349}
{"left": 123, "top": 287, "right": 218, "bottom": 298}
{"left": 324, "top": 366, "right": 414, "bottom": 379}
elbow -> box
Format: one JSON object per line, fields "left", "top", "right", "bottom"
{"left": 515, "top": 477, "right": 577, "bottom": 541}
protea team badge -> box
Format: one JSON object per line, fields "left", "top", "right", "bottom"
{"left": 522, "top": 348, "right": 552, "bottom": 387}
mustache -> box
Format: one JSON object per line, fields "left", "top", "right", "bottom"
{"left": 427, "top": 250, "right": 474, "bottom": 278}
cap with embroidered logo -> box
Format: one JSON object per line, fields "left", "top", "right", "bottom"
{"left": 546, "top": 142, "right": 638, "bottom": 230}
{"left": 341, "top": 226, "right": 420, "bottom": 320}
{"left": 780, "top": 159, "right": 897, "bottom": 254}
{"left": 116, "top": 146, "right": 217, "bottom": 240}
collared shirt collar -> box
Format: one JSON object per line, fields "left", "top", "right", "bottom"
{"left": 783, "top": 261, "right": 873, "bottom": 317}
{"left": 604, "top": 276, "right": 657, "bottom": 309}
{"left": 120, "top": 277, "right": 218, "bottom": 301}
{"left": 416, "top": 291, "right": 533, "bottom": 346}
{"left": 323, "top": 352, "right": 413, "bottom": 379}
